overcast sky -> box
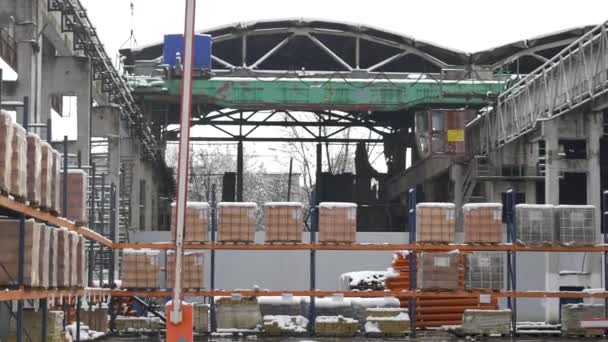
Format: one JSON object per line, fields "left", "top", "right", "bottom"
{"left": 81, "top": 0, "right": 608, "bottom": 61}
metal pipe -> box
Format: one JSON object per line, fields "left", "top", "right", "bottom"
{"left": 210, "top": 183, "right": 217, "bottom": 332}
{"left": 109, "top": 183, "right": 117, "bottom": 332}
{"left": 308, "top": 143, "right": 322, "bottom": 335}
{"left": 408, "top": 187, "right": 417, "bottom": 337}
{"left": 63, "top": 136, "right": 69, "bottom": 216}
{"left": 237, "top": 141, "right": 244, "bottom": 201}
{"left": 287, "top": 158, "right": 293, "bottom": 201}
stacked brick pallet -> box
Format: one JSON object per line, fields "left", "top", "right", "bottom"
{"left": 121, "top": 249, "right": 161, "bottom": 288}
{"left": 0, "top": 221, "right": 86, "bottom": 288}
{"left": 264, "top": 202, "right": 303, "bottom": 243}
{"left": 319, "top": 202, "right": 357, "bottom": 243}
{"left": 171, "top": 201, "right": 210, "bottom": 242}
{"left": 166, "top": 251, "right": 204, "bottom": 289}
{"left": 217, "top": 202, "right": 257, "bottom": 243}
{"left": 60, "top": 169, "right": 88, "bottom": 225}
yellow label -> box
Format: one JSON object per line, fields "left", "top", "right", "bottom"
{"left": 447, "top": 129, "right": 464, "bottom": 142}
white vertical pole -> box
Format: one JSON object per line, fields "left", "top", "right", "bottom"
{"left": 171, "top": 0, "right": 197, "bottom": 324}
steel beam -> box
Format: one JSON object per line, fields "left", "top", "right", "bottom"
{"left": 165, "top": 135, "right": 385, "bottom": 143}
{"left": 138, "top": 78, "right": 503, "bottom": 112}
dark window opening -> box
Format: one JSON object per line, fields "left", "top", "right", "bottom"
{"left": 558, "top": 140, "right": 586, "bottom": 159}
{"left": 559, "top": 172, "right": 587, "bottom": 205}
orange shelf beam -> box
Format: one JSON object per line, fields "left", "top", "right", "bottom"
{"left": 0, "top": 195, "right": 112, "bottom": 247}
{"left": 110, "top": 289, "right": 608, "bottom": 299}
{"left": 113, "top": 242, "right": 608, "bottom": 253}
{"left": 0, "top": 288, "right": 110, "bottom": 301}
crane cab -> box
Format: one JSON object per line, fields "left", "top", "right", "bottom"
{"left": 414, "top": 109, "right": 473, "bottom": 160}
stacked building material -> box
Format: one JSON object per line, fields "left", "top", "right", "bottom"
{"left": 49, "top": 228, "right": 59, "bottom": 287}
{"left": 8, "top": 310, "right": 64, "bottom": 341}
{"left": 461, "top": 309, "right": 511, "bottom": 335}
{"left": 193, "top": 304, "right": 210, "bottom": 333}
{"left": 463, "top": 203, "right": 503, "bottom": 243}
{"left": 264, "top": 202, "right": 303, "bottom": 243}
{"left": 0, "top": 219, "right": 41, "bottom": 287}
{"left": 386, "top": 252, "right": 498, "bottom": 327}
{"left": 263, "top": 315, "right": 308, "bottom": 336}
{"left": 318, "top": 202, "right": 357, "bottom": 243}
{"left": 76, "top": 235, "right": 86, "bottom": 287}
{"left": 51, "top": 150, "right": 61, "bottom": 214}
{"left": 315, "top": 316, "right": 358, "bottom": 336}
{"left": 556, "top": 205, "right": 596, "bottom": 245}
{"left": 217, "top": 202, "right": 257, "bottom": 243}
{"left": 170, "top": 201, "right": 210, "bottom": 242}
{"left": 0, "top": 111, "right": 12, "bottom": 193}
{"left": 418, "top": 251, "right": 461, "bottom": 290}
{"left": 166, "top": 251, "right": 204, "bottom": 289}
{"left": 121, "top": 249, "right": 161, "bottom": 288}
{"left": 25, "top": 133, "right": 41, "bottom": 205}
{"left": 561, "top": 303, "right": 605, "bottom": 336}
{"left": 61, "top": 169, "right": 88, "bottom": 224}
{"left": 40, "top": 142, "right": 53, "bottom": 209}
{"left": 115, "top": 317, "right": 162, "bottom": 333}
{"left": 68, "top": 231, "right": 79, "bottom": 287}
{"left": 465, "top": 252, "right": 504, "bottom": 290}
{"left": 215, "top": 296, "right": 262, "bottom": 330}
{"left": 351, "top": 297, "right": 401, "bottom": 329}
{"left": 38, "top": 224, "right": 50, "bottom": 288}
{"left": 79, "top": 304, "right": 108, "bottom": 333}
{"left": 416, "top": 203, "right": 455, "bottom": 243}
{"left": 55, "top": 228, "right": 71, "bottom": 287}
{"left": 516, "top": 204, "right": 557, "bottom": 244}
{"left": 365, "top": 308, "right": 410, "bottom": 335}
{"left": 10, "top": 123, "right": 27, "bottom": 199}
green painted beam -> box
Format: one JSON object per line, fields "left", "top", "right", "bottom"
{"left": 136, "top": 78, "right": 507, "bottom": 111}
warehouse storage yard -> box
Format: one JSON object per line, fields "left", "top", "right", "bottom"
{"left": 1, "top": 0, "right": 608, "bottom": 341}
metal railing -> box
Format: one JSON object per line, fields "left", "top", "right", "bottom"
{"left": 469, "top": 20, "right": 608, "bottom": 155}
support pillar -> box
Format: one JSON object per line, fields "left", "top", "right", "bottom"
{"left": 450, "top": 164, "right": 465, "bottom": 233}
{"left": 108, "top": 135, "right": 121, "bottom": 273}
{"left": 237, "top": 141, "right": 244, "bottom": 201}
{"left": 586, "top": 112, "right": 604, "bottom": 292}
{"left": 543, "top": 120, "right": 560, "bottom": 323}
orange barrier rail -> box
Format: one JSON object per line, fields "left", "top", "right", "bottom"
{"left": 0, "top": 196, "right": 112, "bottom": 247}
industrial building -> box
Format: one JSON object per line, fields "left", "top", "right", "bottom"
{"left": 0, "top": 0, "right": 607, "bottom": 340}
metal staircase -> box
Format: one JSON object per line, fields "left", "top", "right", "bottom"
{"left": 461, "top": 155, "right": 490, "bottom": 205}
{"left": 469, "top": 20, "right": 608, "bottom": 155}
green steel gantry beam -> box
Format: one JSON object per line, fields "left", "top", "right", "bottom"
{"left": 135, "top": 78, "right": 507, "bottom": 111}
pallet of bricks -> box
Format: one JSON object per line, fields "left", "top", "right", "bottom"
{"left": 121, "top": 249, "right": 161, "bottom": 289}
{"left": 171, "top": 201, "right": 209, "bottom": 242}
{"left": 217, "top": 202, "right": 257, "bottom": 243}
{"left": 318, "top": 202, "right": 357, "bottom": 243}
{"left": 264, "top": 202, "right": 303, "bottom": 243}
{"left": 0, "top": 221, "right": 85, "bottom": 289}
{"left": 166, "top": 250, "right": 204, "bottom": 290}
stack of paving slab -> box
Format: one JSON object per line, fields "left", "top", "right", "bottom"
{"left": 8, "top": 310, "right": 64, "bottom": 342}
{"left": 79, "top": 303, "right": 109, "bottom": 333}
{"left": 114, "top": 316, "right": 162, "bottom": 333}
{"left": 315, "top": 316, "right": 358, "bottom": 337}
{"left": 561, "top": 303, "right": 605, "bottom": 336}
{"left": 263, "top": 315, "right": 308, "bottom": 336}
{"left": 193, "top": 303, "right": 210, "bottom": 334}
{"left": 215, "top": 296, "right": 262, "bottom": 330}
{"left": 365, "top": 308, "right": 410, "bottom": 336}
{"left": 461, "top": 309, "right": 511, "bottom": 335}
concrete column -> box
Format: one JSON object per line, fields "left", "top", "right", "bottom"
{"left": 108, "top": 135, "right": 121, "bottom": 275}
{"left": 586, "top": 112, "right": 604, "bottom": 290}
{"left": 450, "top": 164, "right": 465, "bottom": 233}
{"left": 543, "top": 120, "right": 560, "bottom": 323}
{"left": 41, "top": 56, "right": 92, "bottom": 166}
